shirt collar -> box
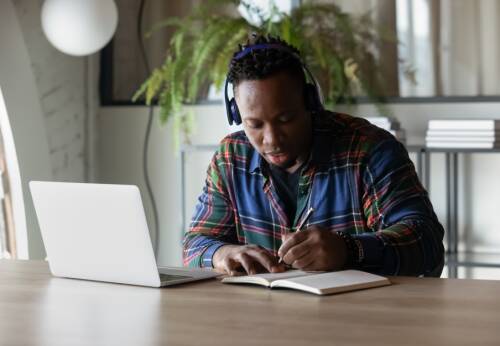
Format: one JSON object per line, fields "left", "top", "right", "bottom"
{"left": 249, "top": 148, "right": 262, "bottom": 174}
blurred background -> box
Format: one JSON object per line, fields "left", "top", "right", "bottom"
{"left": 2, "top": 0, "right": 500, "bottom": 279}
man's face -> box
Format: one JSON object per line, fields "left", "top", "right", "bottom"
{"left": 235, "top": 71, "right": 313, "bottom": 173}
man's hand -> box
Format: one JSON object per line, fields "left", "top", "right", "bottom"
{"left": 212, "top": 244, "right": 286, "bottom": 276}
{"left": 278, "top": 226, "right": 348, "bottom": 271}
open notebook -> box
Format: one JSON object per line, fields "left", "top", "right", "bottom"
{"left": 221, "top": 270, "right": 391, "bottom": 295}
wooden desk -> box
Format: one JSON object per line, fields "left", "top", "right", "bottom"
{"left": 1, "top": 260, "right": 499, "bottom": 345}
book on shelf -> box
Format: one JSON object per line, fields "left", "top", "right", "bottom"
{"left": 425, "top": 136, "right": 498, "bottom": 142}
{"left": 221, "top": 269, "right": 391, "bottom": 296}
{"left": 428, "top": 119, "right": 500, "bottom": 131}
{"left": 389, "top": 129, "right": 406, "bottom": 139}
{"left": 360, "top": 117, "right": 406, "bottom": 143}
{"left": 363, "top": 116, "right": 400, "bottom": 130}
{"left": 426, "top": 130, "right": 500, "bottom": 137}
{"left": 426, "top": 141, "right": 500, "bottom": 149}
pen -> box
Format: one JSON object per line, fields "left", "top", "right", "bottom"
{"left": 278, "top": 207, "right": 315, "bottom": 264}
{"left": 295, "top": 207, "right": 315, "bottom": 232}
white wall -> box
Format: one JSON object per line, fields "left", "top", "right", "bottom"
{"left": 13, "top": 0, "right": 91, "bottom": 182}
{"left": 0, "top": 1, "right": 96, "bottom": 258}
{"left": 98, "top": 101, "right": 500, "bottom": 267}
{"left": 98, "top": 105, "right": 230, "bottom": 266}
{"left": 0, "top": 0, "right": 52, "bottom": 259}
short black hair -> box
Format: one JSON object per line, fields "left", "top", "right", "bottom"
{"left": 227, "top": 34, "right": 306, "bottom": 88}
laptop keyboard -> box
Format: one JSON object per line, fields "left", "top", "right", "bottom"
{"left": 159, "top": 273, "right": 193, "bottom": 282}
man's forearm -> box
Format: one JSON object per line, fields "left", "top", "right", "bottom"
{"left": 182, "top": 233, "right": 232, "bottom": 268}
{"left": 353, "top": 217, "right": 445, "bottom": 276}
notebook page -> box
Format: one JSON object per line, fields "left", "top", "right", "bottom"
{"left": 250, "top": 270, "right": 309, "bottom": 283}
{"left": 222, "top": 270, "right": 309, "bottom": 285}
{"left": 271, "top": 270, "right": 390, "bottom": 294}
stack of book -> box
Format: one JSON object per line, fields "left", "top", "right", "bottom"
{"left": 426, "top": 119, "right": 500, "bottom": 148}
{"left": 363, "top": 117, "right": 406, "bottom": 143}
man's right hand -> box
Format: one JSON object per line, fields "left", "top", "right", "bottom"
{"left": 212, "top": 244, "right": 286, "bottom": 276}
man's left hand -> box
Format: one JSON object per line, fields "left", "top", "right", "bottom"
{"left": 278, "top": 225, "right": 348, "bottom": 271}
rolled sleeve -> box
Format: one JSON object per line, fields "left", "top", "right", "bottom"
{"left": 182, "top": 150, "right": 237, "bottom": 268}
{"left": 200, "top": 242, "right": 228, "bottom": 268}
{"left": 361, "top": 139, "right": 445, "bottom": 276}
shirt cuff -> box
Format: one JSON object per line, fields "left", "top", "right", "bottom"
{"left": 353, "top": 233, "right": 399, "bottom": 274}
{"left": 200, "top": 242, "right": 228, "bottom": 268}
{"left": 352, "top": 233, "right": 385, "bottom": 268}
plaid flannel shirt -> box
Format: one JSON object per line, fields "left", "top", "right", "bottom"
{"left": 183, "top": 111, "right": 444, "bottom": 276}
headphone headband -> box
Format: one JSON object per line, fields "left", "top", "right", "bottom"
{"left": 225, "top": 42, "right": 324, "bottom": 126}
{"left": 233, "top": 43, "right": 301, "bottom": 61}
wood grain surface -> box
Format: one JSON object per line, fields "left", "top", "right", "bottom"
{"left": 1, "top": 260, "right": 499, "bottom": 346}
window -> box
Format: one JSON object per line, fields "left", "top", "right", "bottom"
{"left": 101, "top": 0, "right": 203, "bottom": 105}
{"left": 0, "top": 89, "right": 16, "bottom": 259}
{"left": 101, "top": 0, "right": 500, "bottom": 103}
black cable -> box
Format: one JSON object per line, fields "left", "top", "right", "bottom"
{"left": 137, "top": 0, "right": 160, "bottom": 258}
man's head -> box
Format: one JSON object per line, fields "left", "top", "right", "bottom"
{"left": 227, "top": 34, "right": 314, "bottom": 172}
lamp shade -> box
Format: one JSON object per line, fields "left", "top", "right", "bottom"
{"left": 41, "top": 0, "right": 118, "bottom": 56}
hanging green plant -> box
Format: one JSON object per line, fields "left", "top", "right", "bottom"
{"left": 133, "top": 0, "right": 407, "bottom": 143}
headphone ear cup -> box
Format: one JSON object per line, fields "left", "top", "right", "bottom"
{"left": 304, "top": 83, "right": 323, "bottom": 112}
{"left": 229, "top": 98, "right": 242, "bottom": 125}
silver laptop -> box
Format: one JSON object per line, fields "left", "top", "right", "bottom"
{"left": 29, "top": 181, "right": 220, "bottom": 287}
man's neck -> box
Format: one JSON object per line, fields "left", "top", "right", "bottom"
{"left": 284, "top": 150, "right": 311, "bottom": 174}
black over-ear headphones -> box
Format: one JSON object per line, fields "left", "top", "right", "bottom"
{"left": 224, "top": 43, "right": 324, "bottom": 126}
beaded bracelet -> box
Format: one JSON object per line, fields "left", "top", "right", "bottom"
{"left": 336, "top": 231, "right": 364, "bottom": 267}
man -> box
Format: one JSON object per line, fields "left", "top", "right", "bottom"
{"left": 183, "top": 34, "right": 444, "bottom": 277}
